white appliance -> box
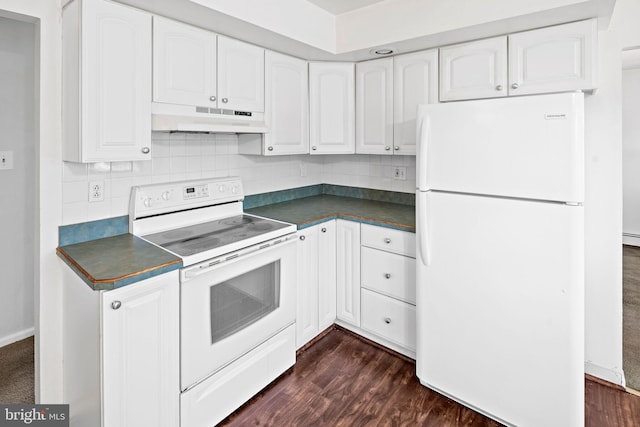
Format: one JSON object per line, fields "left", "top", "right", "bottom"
{"left": 415, "top": 93, "right": 585, "bottom": 427}
{"left": 129, "top": 177, "right": 297, "bottom": 427}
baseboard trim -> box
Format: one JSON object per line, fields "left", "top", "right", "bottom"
{"left": 622, "top": 233, "right": 640, "bottom": 246}
{"left": 584, "top": 361, "right": 626, "bottom": 387}
{"left": 0, "top": 327, "right": 35, "bottom": 348}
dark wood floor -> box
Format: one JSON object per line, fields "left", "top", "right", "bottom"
{"left": 221, "top": 328, "right": 640, "bottom": 427}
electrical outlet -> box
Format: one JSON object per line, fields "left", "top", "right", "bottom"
{"left": 393, "top": 167, "right": 407, "bottom": 180}
{"left": 88, "top": 181, "right": 104, "bottom": 202}
{"left": 0, "top": 151, "right": 14, "bottom": 170}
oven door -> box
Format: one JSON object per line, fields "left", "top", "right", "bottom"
{"left": 180, "top": 235, "right": 296, "bottom": 391}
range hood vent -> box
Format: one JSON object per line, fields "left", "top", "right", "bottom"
{"left": 151, "top": 103, "right": 268, "bottom": 134}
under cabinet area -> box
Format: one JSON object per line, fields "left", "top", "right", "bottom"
{"left": 62, "top": 269, "right": 179, "bottom": 427}
{"left": 62, "top": 0, "right": 152, "bottom": 162}
{"left": 356, "top": 50, "right": 438, "bottom": 156}
{"left": 439, "top": 19, "right": 597, "bottom": 101}
{"left": 296, "top": 221, "right": 337, "bottom": 348}
{"left": 239, "top": 51, "right": 309, "bottom": 156}
{"left": 309, "top": 62, "right": 356, "bottom": 154}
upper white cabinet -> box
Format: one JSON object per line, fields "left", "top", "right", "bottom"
{"left": 309, "top": 62, "right": 355, "bottom": 154}
{"left": 62, "top": 0, "right": 152, "bottom": 162}
{"left": 439, "top": 19, "right": 597, "bottom": 101}
{"left": 152, "top": 18, "right": 264, "bottom": 112}
{"left": 217, "top": 36, "right": 265, "bottom": 112}
{"left": 439, "top": 36, "right": 508, "bottom": 101}
{"left": 508, "top": 19, "right": 597, "bottom": 96}
{"left": 153, "top": 16, "right": 217, "bottom": 108}
{"left": 239, "top": 51, "right": 308, "bottom": 156}
{"left": 355, "top": 58, "right": 393, "bottom": 155}
{"left": 393, "top": 50, "right": 438, "bottom": 154}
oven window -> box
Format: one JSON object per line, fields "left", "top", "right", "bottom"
{"left": 210, "top": 261, "right": 281, "bottom": 344}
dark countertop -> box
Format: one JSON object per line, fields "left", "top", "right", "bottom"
{"left": 246, "top": 194, "right": 415, "bottom": 232}
{"left": 57, "top": 233, "right": 182, "bottom": 291}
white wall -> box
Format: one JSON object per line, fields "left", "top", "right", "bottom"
{"left": 622, "top": 66, "right": 640, "bottom": 244}
{"left": 61, "top": 132, "right": 416, "bottom": 225}
{"left": 0, "top": 16, "right": 35, "bottom": 346}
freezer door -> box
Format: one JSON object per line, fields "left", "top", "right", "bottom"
{"left": 416, "top": 93, "right": 584, "bottom": 203}
{"left": 415, "top": 191, "right": 584, "bottom": 427}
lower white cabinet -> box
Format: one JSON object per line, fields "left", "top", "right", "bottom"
{"left": 296, "top": 221, "right": 337, "bottom": 348}
{"left": 63, "top": 267, "right": 179, "bottom": 427}
{"left": 336, "top": 219, "right": 361, "bottom": 327}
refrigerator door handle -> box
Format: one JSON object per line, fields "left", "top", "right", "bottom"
{"left": 416, "top": 108, "right": 430, "bottom": 191}
{"left": 417, "top": 192, "right": 430, "bottom": 266}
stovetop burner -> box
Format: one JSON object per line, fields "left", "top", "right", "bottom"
{"left": 142, "top": 214, "right": 291, "bottom": 258}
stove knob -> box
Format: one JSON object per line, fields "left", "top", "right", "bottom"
{"left": 231, "top": 185, "right": 239, "bottom": 194}
{"left": 143, "top": 197, "right": 152, "bottom": 208}
{"left": 161, "top": 191, "right": 171, "bottom": 201}
{"left": 218, "top": 184, "right": 226, "bottom": 193}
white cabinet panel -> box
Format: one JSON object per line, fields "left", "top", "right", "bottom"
{"left": 309, "top": 62, "right": 355, "bottom": 154}
{"left": 393, "top": 50, "right": 438, "bottom": 155}
{"left": 361, "top": 247, "right": 416, "bottom": 304}
{"left": 336, "top": 220, "right": 360, "bottom": 326}
{"left": 356, "top": 58, "right": 393, "bottom": 155}
{"left": 361, "top": 289, "right": 416, "bottom": 351}
{"left": 318, "top": 221, "right": 337, "bottom": 330}
{"left": 102, "top": 274, "right": 179, "bottom": 427}
{"left": 217, "top": 36, "right": 265, "bottom": 112}
{"left": 63, "top": 0, "right": 152, "bottom": 162}
{"left": 439, "top": 36, "right": 508, "bottom": 101}
{"left": 153, "top": 16, "right": 216, "bottom": 108}
{"left": 509, "top": 19, "right": 597, "bottom": 96}
{"left": 361, "top": 223, "right": 416, "bottom": 257}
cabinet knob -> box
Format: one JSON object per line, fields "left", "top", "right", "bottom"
{"left": 511, "top": 83, "right": 520, "bottom": 90}
{"left": 299, "top": 235, "right": 306, "bottom": 241}
{"left": 311, "top": 146, "right": 317, "bottom": 151}
{"left": 495, "top": 85, "right": 503, "bottom": 91}
{"left": 394, "top": 146, "right": 400, "bottom": 151}
{"left": 321, "top": 227, "right": 327, "bottom": 233}
{"left": 111, "top": 301, "right": 122, "bottom": 310}
{"left": 384, "top": 317, "right": 391, "bottom": 324}
{"left": 209, "top": 95, "right": 217, "bottom": 102}
{"left": 385, "top": 146, "right": 391, "bottom": 151}
{"left": 385, "top": 273, "right": 391, "bottom": 279}
{"left": 267, "top": 146, "right": 274, "bottom": 151}
{"left": 222, "top": 98, "right": 229, "bottom": 103}
{"left": 141, "top": 147, "right": 150, "bottom": 154}
{"left": 384, "top": 238, "right": 391, "bottom": 244}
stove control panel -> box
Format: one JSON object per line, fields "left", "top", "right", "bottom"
{"left": 130, "top": 177, "right": 244, "bottom": 220}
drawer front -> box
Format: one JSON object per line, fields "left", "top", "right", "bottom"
{"left": 361, "top": 289, "right": 416, "bottom": 351}
{"left": 361, "top": 247, "right": 416, "bottom": 304}
{"left": 361, "top": 224, "right": 416, "bottom": 257}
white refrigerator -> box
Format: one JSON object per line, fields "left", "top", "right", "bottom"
{"left": 415, "top": 92, "right": 584, "bottom": 427}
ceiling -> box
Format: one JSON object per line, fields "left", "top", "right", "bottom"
{"left": 306, "top": 0, "right": 388, "bottom": 15}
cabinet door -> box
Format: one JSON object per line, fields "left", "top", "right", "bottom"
{"left": 217, "top": 36, "right": 265, "bottom": 112}
{"left": 336, "top": 220, "right": 361, "bottom": 327}
{"left": 508, "top": 19, "right": 597, "bottom": 96}
{"left": 153, "top": 16, "right": 217, "bottom": 108}
{"left": 102, "top": 272, "right": 179, "bottom": 427}
{"left": 393, "top": 50, "right": 438, "bottom": 155}
{"left": 318, "top": 221, "right": 337, "bottom": 330}
{"left": 296, "top": 227, "right": 319, "bottom": 348}
{"left": 81, "top": 0, "right": 152, "bottom": 162}
{"left": 356, "top": 58, "right": 393, "bottom": 155}
{"left": 264, "top": 51, "right": 309, "bottom": 155}
{"left": 309, "top": 62, "right": 355, "bottom": 154}
{"left": 439, "top": 36, "right": 507, "bottom": 101}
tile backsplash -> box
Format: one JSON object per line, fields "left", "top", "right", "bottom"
{"left": 61, "top": 132, "right": 416, "bottom": 225}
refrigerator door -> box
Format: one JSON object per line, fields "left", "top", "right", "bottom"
{"left": 416, "top": 92, "right": 584, "bottom": 203}
{"left": 415, "top": 190, "right": 584, "bottom": 427}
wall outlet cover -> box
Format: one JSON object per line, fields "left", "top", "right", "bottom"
{"left": 89, "top": 181, "right": 104, "bottom": 202}
{"left": 0, "top": 151, "right": 14, "bottom": 170}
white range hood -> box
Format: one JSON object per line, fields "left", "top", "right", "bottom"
{"left": 152, "top": 103, "right": 268, "bottom": 134}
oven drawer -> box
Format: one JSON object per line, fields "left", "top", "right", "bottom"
{"left": 361, "top": 246, "right": 416, "bottom": 304}
{"left": 361, "top": 289, "right": 416, "bottom": 351}
{"left": 181, "top": 324, "right": 295, "bottom": 427}
{"left": 361, "top": 224, "right": 416, "bottom": 257}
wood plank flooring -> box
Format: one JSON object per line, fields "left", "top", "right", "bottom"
{"left": 221, "top": 328, "right": 640, "bottom": 427}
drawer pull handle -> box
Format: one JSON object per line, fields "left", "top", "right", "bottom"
{"left": 384, "top": 273, "right": 391, "bottom": 279}
{"left": 321, "top": 227, "right": 327, "bottom": 233}
{"left": 384, "top": 317, "right": 391, "bottom": 324}
{"left": 384, "top": 238, "right": 391, "bottom": 244}
{"left": 299, "top": 235, "right": 306, "bottom": 241}
{"left": 111, "top": 301, "right": 122, "bottom": 310}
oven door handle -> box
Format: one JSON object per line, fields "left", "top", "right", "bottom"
{"left": 182, "top": 234, "right": 296, "bottom": 280}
